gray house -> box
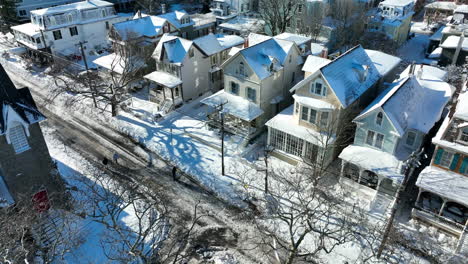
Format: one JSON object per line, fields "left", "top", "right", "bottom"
{"left": 339, "top": 65, "right": 452, "bottom": 204}
{"left": 0, "top": 64, "right": 62, "bottom": 206}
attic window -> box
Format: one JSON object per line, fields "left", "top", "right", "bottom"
{"left": 269, "top": 63, "right": 274, "bottom": 72}
{"left": 239, "top": 62, "right": 245, "bottom": 76}
{"left": 9, "top": 124, "right": 30, "bottom": 154}
{"left": 189, "top": 48, "right": 194, "bottom": 58}
{"left": 352, "top": 63, "right": 369, "bottom": 82}
{"left": 376, "top": 112, "right": 383, "bottom": 126}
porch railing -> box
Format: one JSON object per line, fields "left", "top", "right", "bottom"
{"left": 412, "top": 207, "right": 464, "bottom": 236}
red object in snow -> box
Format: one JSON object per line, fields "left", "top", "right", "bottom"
{"left": 32, "top": 190, "right": 50, "bottom": 213}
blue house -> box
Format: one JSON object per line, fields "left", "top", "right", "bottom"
{"left": 339, "top": 64, "right": 452, "bottom": 203}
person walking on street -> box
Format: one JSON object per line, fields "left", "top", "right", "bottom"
{"left": 172, "top": 166, "right": 178, "bottom": 181}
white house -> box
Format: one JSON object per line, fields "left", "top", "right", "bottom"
{"left": 144, "top": 33, "right": 243, "bottom": 115}
{"left": 201, "top": 37, "right": 303, "bottom": 138}
{"left": 15, "top": 0, "right": 81, "bottom": 21}
{"left": 412, "top": 89, "right": 468, "bottom": 239}
{"left": 11, "top": 0, "right": 131, "bottom": 57}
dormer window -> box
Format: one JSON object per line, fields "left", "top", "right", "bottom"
{"left": 406, "top": 131, "right": 416, "bottom": 146}
{"left": 269, "top": 63, "right": 274, "bottom": 72}
{"left": 9, "top": 123, "right": 30, "bottom": 154}
{"left": 376, "top": 112, "right": 383, "bottom": 126}
{"left": 310, "top": 80, "right": 326, "bottom": 96}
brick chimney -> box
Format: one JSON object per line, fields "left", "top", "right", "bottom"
{"left": 320, "top": 47, "right": 328, "bottom": 59}
{"left": 244, "top": 38, "right": 249, "bottom": 48}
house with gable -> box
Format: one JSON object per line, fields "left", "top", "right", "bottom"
{"left": 367, "top": 0, "right": 415, "bottom": 46}
{"left": 11, "top": 0, "right": 131, "bottom": 58}
{"left": 339, "top": 64, "right": 452, "bottom": 204}
{"left": 143, "top": 33, "right": 243, "bottom": 114}
{"left": 201, "top": 37, "right": 303, "bottom": 139}
{"left": 265, "top": 45, "right": 399, "bottom": 165}
{"left": 157, "top": 9, "right": 195, "bottom": 39}
{"left": 0, "top": 64, "right": 63, "bottom": 205}
{"left": 412, "top": 89, "right": 468, "bottom": 237}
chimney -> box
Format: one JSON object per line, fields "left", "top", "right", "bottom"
{"left": 244, "top": 38, "right": 249, "bottom": 48}
{"left": 137, "top": 10, "right": 142, "bottom": 18}
{"left": 320, "top": 47, "right": 328, "bottom": 59}
{"left": 161, "top": 4, "right": 166, "bottom": 14}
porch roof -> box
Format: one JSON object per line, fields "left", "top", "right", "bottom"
{"left": 416, "top": 166, "right": 468, "bottom": 207}
{"left": 144, "top": 71, "right": 182, "bottom": 88}
{"left": 339, "top": 145, "right": 404, "bottom": 182}
{"left": 11, "top": 23, "right": 41, "bottom": 37}
{"left": 265, "top": 105, "right": 336, "bottom": 148}
{"left": 201, "top": 90, "right": 263, "bottom": 122}
{"left": 93, "top": 53, "right": 146, "bottom": 75}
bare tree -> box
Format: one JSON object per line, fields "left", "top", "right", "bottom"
{"left": 258, "top": 0, "right": 303, "bottom": 36}
{"left": 359, "top": 31, "right": 400, "bottom": 55}
{"left": 50, "top": 34, "right": 149, "bottom": 117}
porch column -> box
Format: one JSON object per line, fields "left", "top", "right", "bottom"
{"left": 415, "top": 188, "right": 423, "bottom": 205}
{"left": 162, "top": 86, "right": 166, "bottom": 99}
{"left": 340, "top": 161, "right": 345, "bottom": 178}
{"left": 376, "top": 177, "right": 383, "bottom": 192}
{"left": 171, "top": 88, "right": 175, "bottom": 102}
{"left": 358, "top": 169, "right": 364, "bottom": 184}
{"left": 179, "top": 84, "right": 184, "bottom": 101}
{"left": 438, "top": 199, "right": 448, "bottom": 216}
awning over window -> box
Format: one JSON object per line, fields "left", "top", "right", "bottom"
{"left": 144, "top": 71, "right": 182, "bottom": 88}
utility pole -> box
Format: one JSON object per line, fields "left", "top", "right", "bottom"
{"left": 256, "top": 146, "right": 273, "bottom": 193}
{"left": 377, "top": 148, "right": 424, "bottom": 258}
{"left": 76, "top": 41, "right": 98, "bottom": 107}
{"left": 215, "top": 101, "right": 228, "bottom": 176}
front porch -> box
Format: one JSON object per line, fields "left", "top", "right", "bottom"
{"left": 413, "top": 166, "right": 468, "bottom": 236}
{"left": 144, "top": 71, "right": 184, "bottom": 114}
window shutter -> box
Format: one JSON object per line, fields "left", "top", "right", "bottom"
{"left": 450, "top": 153, "right": 460, "bottom": 170}
{"left": 433, "top": 148, "right": 444, "bottom": 165}
{"left": 459, "top": 157, "right": 468, "bottom": 174}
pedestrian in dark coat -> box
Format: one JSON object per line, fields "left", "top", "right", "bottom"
{"left": 172, "top": 166, "right": 178, "bottom": 181}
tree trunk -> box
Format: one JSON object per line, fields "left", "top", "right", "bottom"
{"left": 111, "top": 96, "right": 118, "bottom": 117}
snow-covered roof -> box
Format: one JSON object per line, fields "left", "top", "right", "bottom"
{"left": 454, "top": 91, "right": 468, "bottom": 121}
{"left": 399, "top": 64, "right": 448, "bottom": 81}
{"left": 218, "top": 16, "right": 265, "bottom": 34}
{"left": 0, "top": 176, "right": 14, "bottom": 207}
{"left": 292, "top": 94, "right": 335, "bottom": 110}
{"left": 320, "top": 45, "right": 381, "bottom": 108}
{"left": 302, "top": 55, "right": 331, "bottom": 73}
{"left": 190, "top": 12, "right": 216, "bottom": 28}
{"left": 112, "top": 16, "right": 167, "bottom": 41}
{"left": 93, "top": 53, "right": 145, "bottom": 74}
{"left": 355, "top": 65, "right": 452, "bottom": 135}
{"left": 153, "top": 34, "right": 193, "bottom": 65}
{"left": 229, "top": 46, "right": 242, "bottom": 56}
{"left": 440, "top": 35, "right": 468, "bottom": 51}
{"left": 364, "top": 49, "right": 401, "bottom": 77}
{"left": 455, "top": 4, "right": 468, "bottom": 14}
{"left": 144, "top": 71, "right": 182, "bottom": 88}
{"left": 425, "top": 1, "right": 457, "bottom": 11}
{"left": 11, "top": 23, "right": 41, "bottom": 37}
{"left": 158, "top": 10, "right": 194, "bottom": 29}
{"left": 193, "top": 34, "right": 244, "bottom": 56}
{"left": 237, "top": 38, "right": 295, "bottom": 80}
{"left": 31, "top": 0, "right": 113, "bottom": 16}
{"left": 339, "top": 145, "right": 404, "bottom": 182}
{"left": 311, "top": 43, "right": 326, "bottom": 56}
{"left": 428, "top": 47, "right": 442, "bottom": 59}
{"left": 265, "top": 105, "right": 335, "bottom": 147}
{"left": 416, "top": 166, "right": 468, "bottom": 207}
{"left": 201, "top": 90, "right": 264, "bottom": 121}
{"left": 247, "top": 33, "right": 271, "bottom": 46}
{"left": 0, "top": 64, "right": 46, "bottom": 135}
{"left": 380, "top": 0, "right": 414, "bottom": 7}
{"left": 274, "top": 32, "right": 312, "bottom": 47}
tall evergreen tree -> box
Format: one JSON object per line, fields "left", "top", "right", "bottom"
{"left": 0, "top": 0, "right": 19, "bottom": 32}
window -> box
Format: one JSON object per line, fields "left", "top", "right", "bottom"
{"left": 375, "top": 134, "right": 384, "bottom": 149}
{"left": 230, "top": 82, "right": 239, "bottom": 95}
{"left": 309, "top": 109, "right": 317, "bottom": 124}
{"left": 9, "top": 124, "right": 30, "bottom": 154}
{"left": 175, "top": 87, "right": 180, "bottom": 97}
{"left": 320, "top": 112, "right": 329, "bottom": 127}
{"left": 106, "top": 21, "right": 109, "bottom": 29}
{"left": 406, "top": 131, "right": 416, "bottom": 146}
{"left": 101, "top": 9, "right": 106, "bottom": 17}
{"left": 53, "top": 30, "right": 62, "bottom": 40}
{"left": 189, "top": 48, "right": 194, "bottom": 58}
{"left": 376, "top": 112, "right": 383, "bottom": 126}
{"left": 295, "top": 102, "right": 299, "bottom": 114}
{"left": 19, "top": 10, "right": 27, "bottom": 16}
{"left": 247, "top": 87, "right": 256, "bottom": 102}
{"left": 291, "top": 72, "right": 295, "bottom": 83}
{"left": 239, "top": 62, "right": 245, "bottom": 76}
{"left": 35, "top": 37, "right": 41, "bottom": 44}
{"left": 459, "top": 128, "right": 468, "bottom": 143}
{"left": 366, "top": 130, "right": 375, "bottom": 146}
{"left": 440, "top": 151, "right": 454, "bottom": 168}
{"left": 366, "top": 130, "right": 384, "bottom": 149}
{"left": 301, "top": 106, "right": 309, "bottom": 121}
{"left": 211, "top": 55, "right": 217, "bottom": 65}
{"left": 69, "top": 26, "right": 78, "bottom": 36}
{"left": 298, "top": 4, "right": 303, "bottom": 13}
{"left": 311, "top": 81, "right": 327, "bottom": 96}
